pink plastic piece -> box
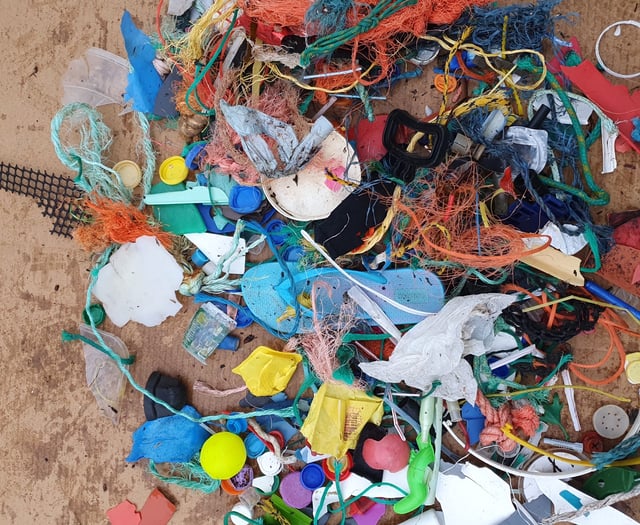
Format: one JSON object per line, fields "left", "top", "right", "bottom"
{"left": 362, "top": 434, "right": 411, "bottom": 473}
{"left": 352, "top": 502, "right": 386, "bottom": 525}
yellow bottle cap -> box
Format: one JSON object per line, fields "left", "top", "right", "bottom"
{"left": 626, "top": 353, "right": 640, "bottom": 384}
{"left": 113, "top": 160, "right": 142, "bottom": 188}
{"left": 159, "top": 156, "right": 189, "bottom": 185}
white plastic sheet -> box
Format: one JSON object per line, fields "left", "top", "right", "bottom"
{"left": 359, "top": 294, "right": 516, "bottom": 403}
{"left": 93, "top": 236, "right": 183, "bottom": 327}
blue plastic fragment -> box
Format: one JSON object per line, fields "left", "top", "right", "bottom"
{"left": 126, "top": 405, "right": 210, "bottom": 463}
{"left": 120, "top": 10, "right": 162, "bottom": 113}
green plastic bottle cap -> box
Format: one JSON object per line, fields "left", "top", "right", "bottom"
{"left": 159, "top": 156, "right": 189, "bottom": 185}
{"left": 113, "top": 160, "right": 142, "bottom": 188}
{"left": 82, "top": 303, "right": 106, "bottom": 326}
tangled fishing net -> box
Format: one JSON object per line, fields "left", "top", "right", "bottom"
{"left": 390, "top": 160, "right": 550, "bottom": 280}
{"left": 203, "top": 75, "right": 311, "bottom": 185}
{"left": 74, "top": 196, "right": 173, "bottom": 252}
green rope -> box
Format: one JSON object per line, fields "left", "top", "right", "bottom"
{"left": 51, "top": 103, "right": 132, "bottom": 203}
{"left": 51, "top": 103, "right": 156, "bottom": 210}
{"left": 62, "top": 332, "right": 135, "bottom": 365}
{"left": 136, "top": 110, "right": 156, "bottom": 208}
{"left": 185, "top": 9, "right": 239, "bottom": 116}
{"left": 148, "top": 458, "right": 221, "bottom": 493}
{"left": 300, "top": 0, "right": 417, "bottom": 67}
{"left": 223, "top": 512, "right": 263, "bottom": 525}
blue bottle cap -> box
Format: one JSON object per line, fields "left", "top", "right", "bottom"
{"left": 184, "top": 142, "right": 208, "bottom": 170}
{"left": 229, "top": 185, "right": 264, "bottom": 214}
{"left": 227, "top": 413, "right": 249, "bottom": 434}
{"left": 218, "top": 335, "right": 240, "bottom": 351}
{"left": 266, "top": 220, "right": 288, "bottom": 246}
{"left": 191, "top": 248, "right": 209, "bottom": 267}
{"left": 300, "top": 463, "right": 326, "bottom": 490}
{"left": 244, "top": 433, "right": 267, "bottom": 458}
{"left": 283, "top": 245, "right": 304, "bottom": 262}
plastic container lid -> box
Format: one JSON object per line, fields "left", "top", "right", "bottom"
{"left": 244, "top": 433, "right": 267, "bottom": 459}
{"left": 593, "top": 404, "right": 630, "bottom": 439}
{"left": 159, "top": 156, "right": 189, "bottom": 185}
{"left": 229, "top": 185, "right": 263, "bottom": 214}
{"left": 114, "top": 160, "right": 142, "bottom": 188}
{"left": 279, "top": 471, "right": 312, "bottom": 509}
{"left": 300, "top": 463, "right": 326, "bottom": 490}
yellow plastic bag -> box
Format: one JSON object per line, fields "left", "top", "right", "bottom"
{"left": 301, "top": 383, "right": 384, "bottom": 458}
{"left": 232, "top": 346, "right": 302, "bottom": 396}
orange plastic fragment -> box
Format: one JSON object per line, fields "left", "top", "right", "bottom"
{"left": 139, "top": 488, "right": 176, "bottom": 525}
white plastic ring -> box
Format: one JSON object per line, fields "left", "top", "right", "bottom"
{"left": 594, "top": 20, "right": 640, "bottom": 79}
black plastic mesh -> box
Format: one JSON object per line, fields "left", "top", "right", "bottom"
{"left": 0, "top": 162, "right": 85, "bottom": 237}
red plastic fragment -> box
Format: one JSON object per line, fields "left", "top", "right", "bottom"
{"left": 106, "top": 500, "right": 141, "bottom": 525}
{"left": 561, "top": 60, "right": 640, "bottom": 153}
{"left": 614, "top": 218, "right": 640, "bottom": 251}
{"left": 139, "top": 488, "right": 176, "bottom": 525}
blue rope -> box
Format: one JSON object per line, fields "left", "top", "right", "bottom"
{"left": 592, "top": 433, "right": 640, "bottom": 470}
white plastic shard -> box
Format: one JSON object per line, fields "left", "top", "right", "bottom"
{"left": 93, "top": 236, "right": 184, "bottom": 327}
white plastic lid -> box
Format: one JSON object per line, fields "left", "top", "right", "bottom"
{"left": 593, "top": 404, "right": 630, "bottom": 439}
{"left": 256, "top": 451, "right": 283, "bottom": 476}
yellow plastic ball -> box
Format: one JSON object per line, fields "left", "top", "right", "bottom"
{"left": 200, "top": 432, "right": 247, "bottom": 480}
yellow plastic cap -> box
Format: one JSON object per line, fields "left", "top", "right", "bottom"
{"left": 114, "top": 160, "right": 142, "bottom": 188}
{"left": 626, "top": 353, "right": 640, "bottom": 384}
{"left": 159, "top": 156, "right": 189, "bottom": 185}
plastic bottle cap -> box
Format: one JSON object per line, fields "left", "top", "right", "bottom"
{"left": 322, "top": 454, "right": 352, "bottom": 481}
{"left": 434, "top": 74, "right": 458, "bottom": 94}
{"left": 226, "top": 413, "right": 248, "bottom": 434}
{"left": 191, "top": 248, "right": 210, "bottom": 267}
{"left": 184, "top": 142, "right": 207, "bottom": 170}
{"left": 625, "top": 353, "right": 640, "bottom": 384}
{"left": 256, "top": 451, "right": 283, "bottom": 476}
{"left": 279, "top": 471, "right": 312, "bottom": 509}
{"left": 114, "top": 160, "right": 142, "bottom": 188}
{"left": 244, "top": 433, "right": 267, "bottom": 459}
{"left": 283, "top": 245, "right": 304, "bottom": 262}
{"left": 159, "top": 156, "right": 189, "bottom": 185}
{"left": 593, "top": 404, "right": 630, "bottom": 439}
{"left": 82, "top": 303, "right": 106, "bottom": 326}
{"left": 229, "top": 185, "right": 263, "bottom": 214}
{"left": 300, "top": 463, "right": 326, "bottom": 490}
{"left": 266, "top": 220, "right": 288, "bottom": 246}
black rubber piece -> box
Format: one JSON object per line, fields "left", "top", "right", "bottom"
{"left": 143, "top": 371, "right": 188, "bottom": 420}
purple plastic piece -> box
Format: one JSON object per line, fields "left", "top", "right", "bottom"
{"left": 279, "top": 471, "right": 312, "bottom": 509}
